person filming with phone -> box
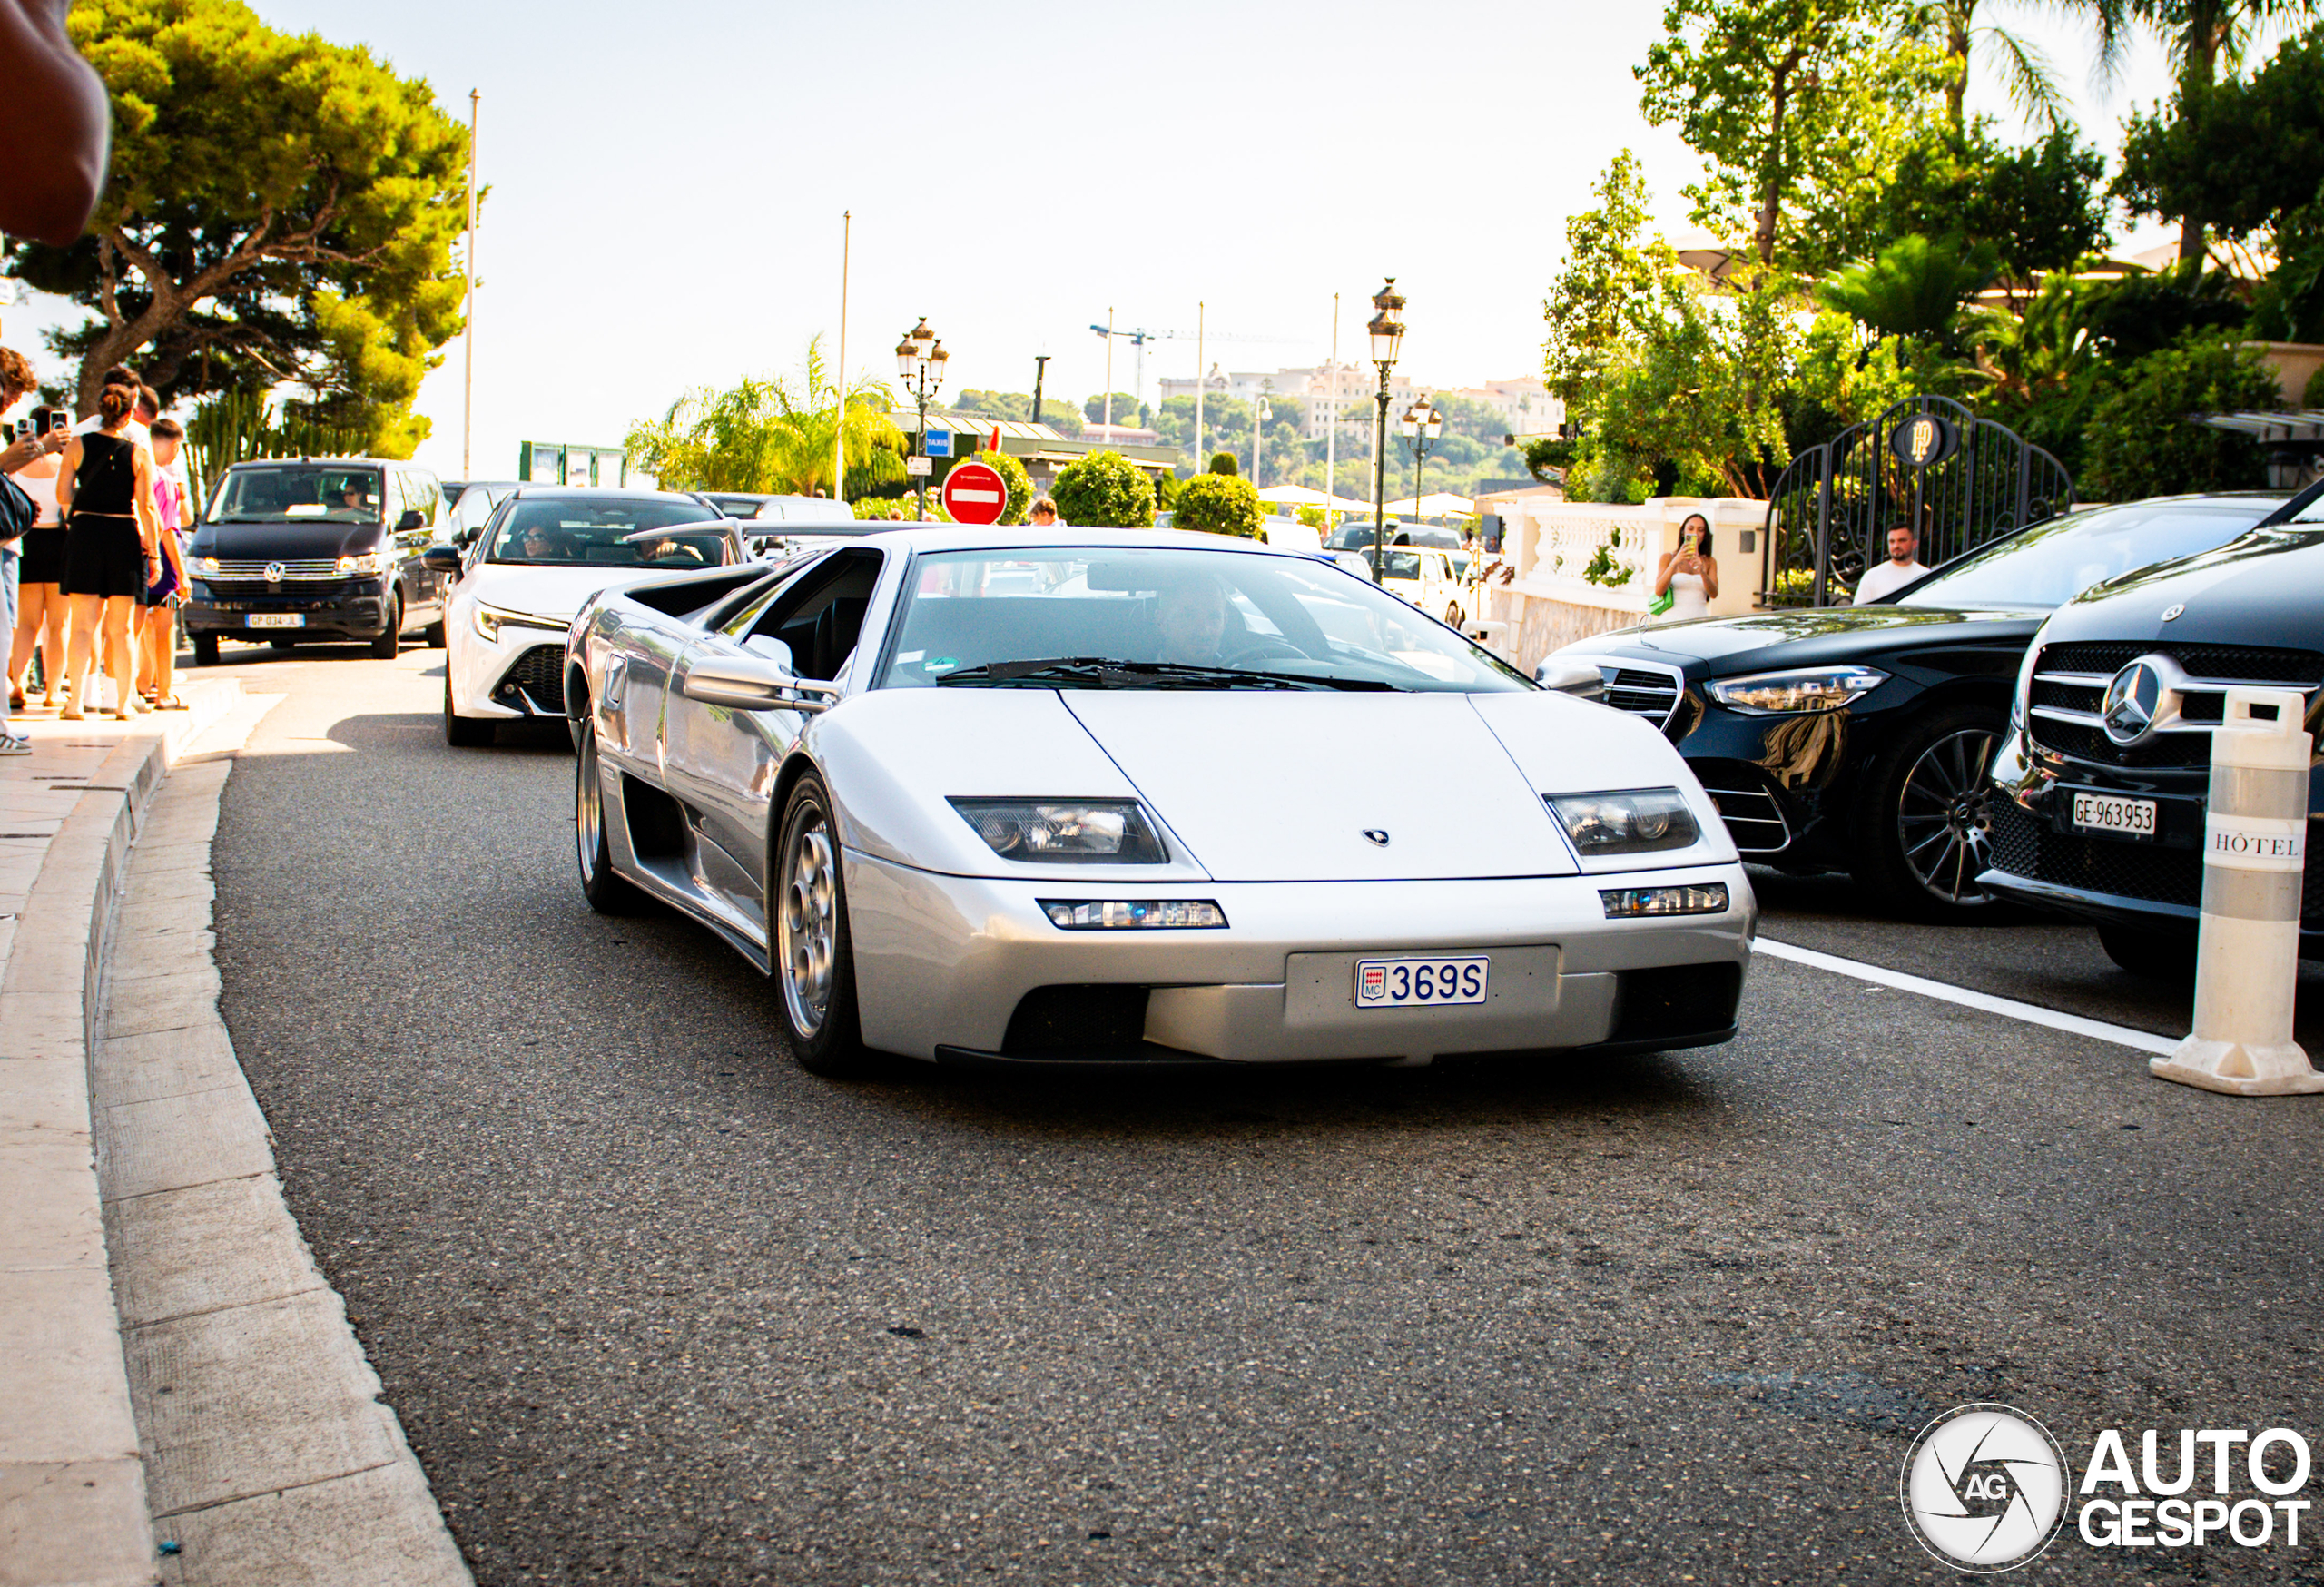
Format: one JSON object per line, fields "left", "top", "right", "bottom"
{"left": 1652, "top": 513, "right": 1718, "bottom": 622}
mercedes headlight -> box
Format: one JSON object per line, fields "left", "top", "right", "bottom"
{"left": 1547, "top": 788, "right": 1699, "bottom": 856}
{"left": 949, "top": 799, "right": 1168, "bottom": 863}
{"left": 1708, "top": 665, "right": 1886, "bottom": 715}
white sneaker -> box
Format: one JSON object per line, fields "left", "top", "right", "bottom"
{"left": 0, "top": 733, "right": 31, "bottom": 756}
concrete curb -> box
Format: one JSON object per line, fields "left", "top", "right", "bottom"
{"left": 1, "top": 685, "right": 241, "bottom": 1587}
{"left": 94, "top": 708, "right": 471, "bottom": 1586}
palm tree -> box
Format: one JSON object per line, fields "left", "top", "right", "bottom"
{"left": 2070, "top": 0, "right": 2324, "bottom": 260}
{"left": 1910, "top": 0, "right": 2070, "bottom": 132}
{"left": 625, "top": 338, "right": 902, "bottom": 498}
{"left": 1820, "top": 234, "right": 2000, "bottom": 350}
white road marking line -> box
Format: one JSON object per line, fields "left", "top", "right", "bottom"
{"left": 1754, "top": 937, "right": 2180, "bottom": 1056}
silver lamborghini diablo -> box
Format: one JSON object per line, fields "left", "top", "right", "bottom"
{"left": 564, "top": 527, "right": 1755, "bottom": 1076}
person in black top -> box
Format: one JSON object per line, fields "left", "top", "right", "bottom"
{"left": 54, "top": 380, "right": 160, "bottom": 720}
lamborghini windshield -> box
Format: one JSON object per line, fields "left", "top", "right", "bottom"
{"left": 882, "top": 546, "right": 1528, "bottom": 693}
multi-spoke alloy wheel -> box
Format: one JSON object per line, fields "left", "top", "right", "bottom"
{"left": 1896, "top": 726, "right": 1998, "bottom": 908}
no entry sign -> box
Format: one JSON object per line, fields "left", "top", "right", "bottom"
{"left": 940, "top": 459, "right": 1009, "bottom": 526}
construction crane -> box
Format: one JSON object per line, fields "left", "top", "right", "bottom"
{"left": 1087, "top": 318, "right": 1301, "bottom": 429}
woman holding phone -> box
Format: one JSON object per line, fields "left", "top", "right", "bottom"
{"left": 1653, "top": 512, "right": 1718, "bottom": 621}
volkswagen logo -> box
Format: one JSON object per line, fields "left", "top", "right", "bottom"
{"left": 263, "top": 560, "right": 287, "bottom": 584}
{"left": 1361, "top": 829, "right": 1390, "bottom": 847}
{"left": 2100, "top": 656, "right": 2174, "bottom": 745}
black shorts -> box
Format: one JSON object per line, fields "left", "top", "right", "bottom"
{"left": 60, "top": 515, "right": 145, "bottom": 600}
{"left": 15, "top": 526, "right": 66, "bottom": 585}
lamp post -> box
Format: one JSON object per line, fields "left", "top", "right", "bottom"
{"left": 1366, "top": 279, "right": 1405, "bottom": 584}
{"left": 1253, "top": 394, "right": 1271, "bottom": 488}
{"left": 1399, "top": 397, "right": 1443, "bottom": 524}
{"left": 894, "top": 317, "right": 947, "bottom": 520}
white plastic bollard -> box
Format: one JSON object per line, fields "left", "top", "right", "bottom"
{"left": 2152, "top": 685, "right": 2324, "bottom": 1096}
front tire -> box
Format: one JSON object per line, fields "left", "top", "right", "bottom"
{"left": 369, "top": 596, "right": 402, "bottom": 659}
{"left": 444, "top": 675, "right": 495, "bottom": 746}
{"left": 1850, "top": 704, "right": 2005, "bottom": 920}
{"left": 773, "top": 773, "right": 867, "bottom": 1077}
{"left": 575, "top": 729, "right": 644, "bottom": 913}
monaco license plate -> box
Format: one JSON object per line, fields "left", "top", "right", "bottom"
{"left": 2073, "top": 791, "right": 2157, "bottom": 841}
{"left": 246, "top": 613, "right": 303, "bottom": 629}
{"left": 1354, "top": 956, "right": 1488, "bottom": 1010}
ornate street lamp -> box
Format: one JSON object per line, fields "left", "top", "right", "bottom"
{"left": 896, "top": 318, "right": 947, "bottom": 520}
{"left": 1366, "top": 279, "right": 1405, "bottom": 584}
{"left": 1400, "top": 397, "right": 1443, "bottom": 525}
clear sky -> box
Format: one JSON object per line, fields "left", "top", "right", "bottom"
{"left": 14, "top": 1, "right": 2188, "bottom": 480}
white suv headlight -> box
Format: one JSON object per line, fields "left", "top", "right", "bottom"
{"left": 1708, "top": 665, "right": 1886, "bottom": 714}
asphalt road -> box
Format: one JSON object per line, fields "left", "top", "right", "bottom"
{"left": 203, "top": 639, "right": 2324, "bottom": 1585}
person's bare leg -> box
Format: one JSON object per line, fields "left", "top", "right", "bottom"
{"left": 140, "top": 602, "right": 173, "bottom": 704}
{"left": 40, "top": 589, "right": 64, "bottom": 703}
{"left": 62, "top": 591, "right": 101, "bottom": 716}
{"left": 102, "top": 596, "right": 135, "bottom": 717}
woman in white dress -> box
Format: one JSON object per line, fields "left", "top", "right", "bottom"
{"left": 1652, "top": 514, "right": 1718, "bottom": 621}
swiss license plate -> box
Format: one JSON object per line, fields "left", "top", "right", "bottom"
{"left": 246, "top": 613, "right": 304, "bottom": 629}
{"left": 2073, "top": 791, "right": 2157, "bottom": 840}
{"left": 1354, "top": 956, "right": 1488, "bottom": 1009}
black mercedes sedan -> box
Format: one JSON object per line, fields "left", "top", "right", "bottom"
{"left": 1982, "top": 481, "right": 2324, "bottom": 972}
{"left": 1543, "top": 493, "right": 2290, "bottom": 918}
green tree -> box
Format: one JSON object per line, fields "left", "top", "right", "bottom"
{"left": 2083, "top": 0, "right": 2324, "bottom": 261}
{"left": 1848, "top": 124, "right": 2108, "bottom": 291}
{"left": 2082, "top": 334, "right": 2281, "bottom": 498}
{"left": 2117, "top": 24, "right": 2324, "bottom": 337}
{"left": 1051, "top": 450, "right": 1155, "bottom": 527}
{"left": 7, "top": 0, "right": 469, "bottom": 450}
{"left": 1543, "top": 152, "right": 1687, "bottom": 417}
{"left": 961, "top": 444, "right": 1032, "bottom": 524}
{"left": 1206, "top": 451, "right": 1240, "bottom": 475}
{"left": 1637, "top": 0, "right": 1946, "bottom": 268}
{"left": 1174, "top": 472, "right": 1265, "bottom": 537}
{"left": 626, "top": 339, "right": 902, "bottom": 497}
{"left": 1083, "top": 392, "right": 1145, "bottom": 427}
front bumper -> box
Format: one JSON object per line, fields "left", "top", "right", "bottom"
{"left": 1978, "top": 728, "right": 2324, "bottom": 953}
{"left": 844, "top": 853, "right": 1756, "bottom": 1064}
{"left": 185, "top": 580, "right": 394, "bottom": 638}
{"left": 450, "top": 621, "right": 571, "bottom": 720}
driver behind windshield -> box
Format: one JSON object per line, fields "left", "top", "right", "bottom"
{"left": 519, "top": 524, "right": 565, "bottom": 561}
{"left": 1153, "top": 572, "right": 1236, "bottom": 665}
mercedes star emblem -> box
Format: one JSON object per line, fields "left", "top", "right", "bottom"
{"left": 2161, "top": 603, "right": 2185, "bottom": 622}
{"left": 1362, "top": 829, "right": 1390, "bottom": 847}
{"left": 2101, "top": 658, "right": 2164, "bottom": 745}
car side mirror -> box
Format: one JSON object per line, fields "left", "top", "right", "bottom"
{"left": 397, "top": 509, "right": 426, "bottom": 533}
{"left": 682, "top": 653, "right": 839, "bottom": 715}
{"left": 1535, "top": 658, "right": 1606, "bottom": 699}
{"left": 420, "top": 545, "right": 463, "bottom": 574}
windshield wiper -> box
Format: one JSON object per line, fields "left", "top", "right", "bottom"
{"left": 934, "top": 656, "right": 1396, "bottom": 691}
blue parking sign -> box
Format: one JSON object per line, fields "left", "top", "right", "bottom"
{"left": 926, "top": 429, "right": 952, "bottom": 458}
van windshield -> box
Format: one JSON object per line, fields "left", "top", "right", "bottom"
{"left": 207, "top": 467, "right": 385, "bottom": 526}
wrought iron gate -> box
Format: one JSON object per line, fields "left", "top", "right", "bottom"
{"left": 1758, "top": 395, "right": 2074, "bottom": 607}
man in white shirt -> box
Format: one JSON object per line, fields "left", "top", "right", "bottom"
{"left": 1853, "top": 524, "right": 1929, "bottom": 605}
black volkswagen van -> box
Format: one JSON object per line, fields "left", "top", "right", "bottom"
{"left": 184, "top": 458, "right": 449, "bottom": 663}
